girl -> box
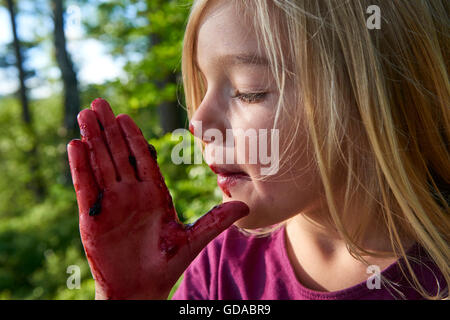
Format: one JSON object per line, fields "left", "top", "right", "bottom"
{"left": 67, "top": 0, "right": 449, "bottom": 300}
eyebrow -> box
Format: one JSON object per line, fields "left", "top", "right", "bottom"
{"left": 220, "top": 53, "right": 269, "bottom": 66}
{"left": 195, "top": 53, "right": 269, "bottom": 72}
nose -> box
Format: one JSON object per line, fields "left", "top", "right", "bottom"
{"left": 189, "top": 91, "right": 227, "bottom": 144}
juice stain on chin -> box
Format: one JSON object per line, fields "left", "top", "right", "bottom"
{"left": 219, "top": 184, "right": 232, "bottom": 198}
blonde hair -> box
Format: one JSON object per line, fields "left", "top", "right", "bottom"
{"left": 181, "top": 0, "right": 450, "bottom": 299}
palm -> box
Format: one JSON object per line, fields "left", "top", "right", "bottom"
{"left": 67, "top": 98, "right": 249, "bottom": 299}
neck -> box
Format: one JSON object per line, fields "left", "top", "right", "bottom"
{"left": 284, "top": 197, "right": 415, "bottom": 292}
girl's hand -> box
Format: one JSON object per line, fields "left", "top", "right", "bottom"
{"left": 67, "top": 98, "right": 249, "bottom": 300}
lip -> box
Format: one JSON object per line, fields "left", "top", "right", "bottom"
{"left": 209, "top": 164, "right": 250, "bottom": 197}
{"left": 208, "top": 164, "right": 248, "bottom": 176}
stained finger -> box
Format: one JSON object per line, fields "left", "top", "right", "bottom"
{"left": 90, "top": 98, "right": 136, "bottom": 182}
{"left": 77, "top": 108, "right": 117, "bottom": 186}
{"left": 116, "top": 114, "right": 159, "bottom": 182}
{"left": 186, "top": 201, "right": 250, "bottom": 258}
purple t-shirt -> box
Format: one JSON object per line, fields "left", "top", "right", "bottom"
{"left": 172, "top": 224, "right": 445, "bottom": 300}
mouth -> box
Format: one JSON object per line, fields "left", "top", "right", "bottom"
{"left": 208, "top": 165, "right": 250, "bottom": 198}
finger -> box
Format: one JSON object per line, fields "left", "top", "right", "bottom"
{"left": 67, "top": 139, "right": 100, "bottom": 216}
{"left": 77, "top": 108, "right": 117, "bottom": 186}
{"left": 116, "top": 114, "right": 160, "bottom": 182}
{"left": 90, "top": 98, "right": 136, "bottom": 182}
{"left": 186, "top": 201, "right": 250, "bottom": 257}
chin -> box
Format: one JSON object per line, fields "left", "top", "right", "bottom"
{"left": 221, "top": 185, "right": 290, "bottom": 230}
{"left": 224, "top": 198, "right": 281, "bottom": 230}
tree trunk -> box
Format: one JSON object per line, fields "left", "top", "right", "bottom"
{"left": 6, "top": 0, "right": 45, "bottom": 200}
{"left": 155, "top": 72, "right": 186, "bottom": 134}
{"left": 149, "top": 34, "right": 185, "bottom": 134}
{"left": 7, "top": 0, "right": 30, "bottom": 124}
{"left": 51, "top": 0, "right": 81, "bottom": 184}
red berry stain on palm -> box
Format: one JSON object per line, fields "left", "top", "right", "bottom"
{"left": 159, "top": 221, "right": 186, "bottom": 259}
{"left": 89, "top": 190, "right": 103, "bottom": 216}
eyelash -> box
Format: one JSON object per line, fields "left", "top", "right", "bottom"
{"left": 233, "top": 91, "right": 268, "bottom": 104}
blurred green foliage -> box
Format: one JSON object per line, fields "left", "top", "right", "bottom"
{"left": 84, "top": 0, "right": 191, "bottom": 136}
{"left": 0, "top": 0, "right": 221, "bottom": 300}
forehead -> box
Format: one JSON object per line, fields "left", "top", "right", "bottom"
{"left": 196, "top": 1, "right": 265, "bottom": 68}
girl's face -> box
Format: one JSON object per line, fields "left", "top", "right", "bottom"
{"left": 191, "top": 0, "right": 325, "bottom": 229}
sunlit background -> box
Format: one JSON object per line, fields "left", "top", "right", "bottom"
{"left": 0, "top": 0, "right": 221, "bottom": 299}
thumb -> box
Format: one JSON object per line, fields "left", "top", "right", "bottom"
{"left": 186, "top": 201, "right": 249, "bottom": 257}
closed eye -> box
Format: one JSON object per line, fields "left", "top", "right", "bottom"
{"left": 233, "top": 91, "right": 268, "bottom": 104}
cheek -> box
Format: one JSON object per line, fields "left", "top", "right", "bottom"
{"left": 234, "top": 138, "right": 322, "bottom": 229}
{"left": 231, "top": 119, "right": 279, "bottom": 169}
{"left": 258, "top": 178, "right": 312, "bottom": 211}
